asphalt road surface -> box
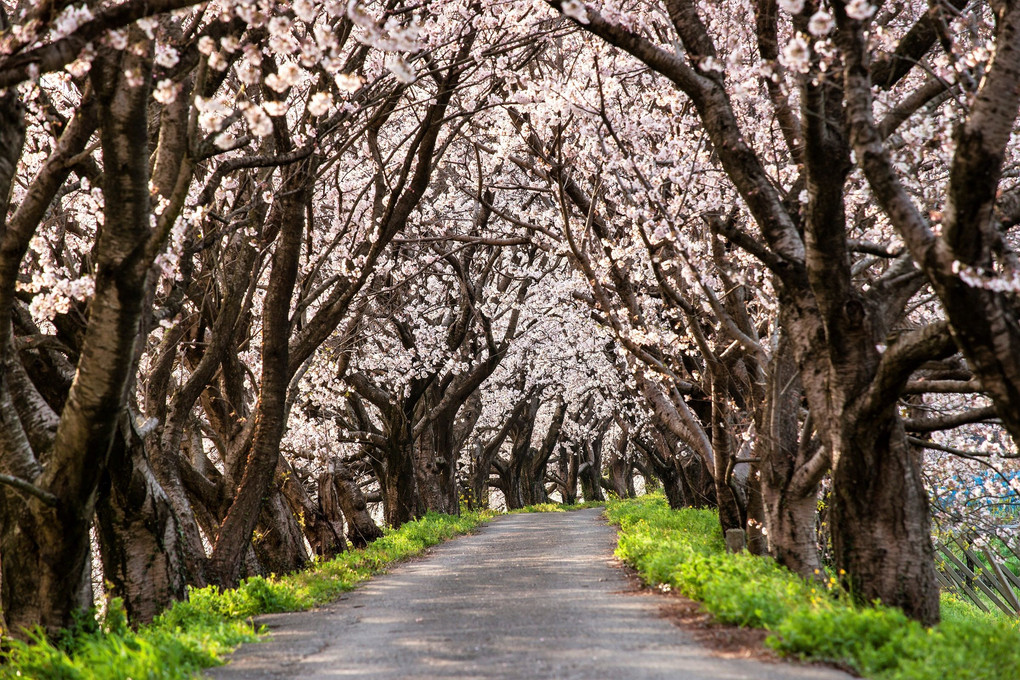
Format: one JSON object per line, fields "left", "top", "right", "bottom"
{"left": 206, "top": 508, "right": 851, "bottom": 679}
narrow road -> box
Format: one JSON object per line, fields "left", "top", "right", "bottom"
{"left": 207, "top": 509, "right": 850, "bottom": 679}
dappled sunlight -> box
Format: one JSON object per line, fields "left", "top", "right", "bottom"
{"left": 210, "top": 510, "right": 847, "bottom": 679}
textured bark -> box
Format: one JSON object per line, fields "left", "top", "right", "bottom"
{"left": 279, "top": 457, "right": 346, "bottom": 560}
{"left": 209, "top": 162, "right": 310, "bottom": 587}
{"left": 830, "top": 414, "right": 939, "bottom": 624}
{"left": 378, "top": 438, "right": 422, "bottom": 528}
{"left": 554, "top": 444, "right": 579, "bottom": 505}
{"left": 657, "top": 464, "right": 687, "bottom": 509}
{"left": 578, "top": 426, "right": 607, "bottom": 503}
{"left": 95, "top": 421, "right": 188, "bottom": 624}
{"left": 2, "top": 39, "right": 161, "bottom": 637}
{"left": 413, "top": 411, "right": 459, "bottom": 515}
{"left": 758, "top": 343, "right": 825, "bottom": 579}
{"left": 710, "top": 376, "right": 745, "bottom": 534}
{"left": 505, "top": 398, "right": 542, "bottom": 509}
{"left": 252, "top": 489, "right": 309, "bottom": 577}
{"left": 316, "top": 465, "right": 351, "bottom": 550}
{"left": 605, "top": 422, "right": 634, "bottom": 499}
{"left": 329, "top": 460, "right": 384, "bottom": 548}
{"left": 743, "top": 465, "right": 767, "bottom": 556}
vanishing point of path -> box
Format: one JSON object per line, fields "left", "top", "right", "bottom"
{"left": 207, "top": 509, "right": 851, "bottom": 679}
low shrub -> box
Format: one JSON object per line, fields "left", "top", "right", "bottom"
{"left": 607, "top": 495, "right": 1020, "bottom": 680}
{"left": 1, "top": 511, "right": 488, "bottom": 680}
{"left": 513, "top": 500, "right": 606, "bottom": 513}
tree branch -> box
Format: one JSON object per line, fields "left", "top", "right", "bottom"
{"left": 0, "top": 472, "right": 58, "bottom": 506}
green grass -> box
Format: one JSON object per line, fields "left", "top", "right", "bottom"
{"left": 1, "top": 511, "right": 488, "bottom": 680}
{"left": 512, "top": 500, "right": 606, "bottom": 513}
{"left": 607, "top": 495, "right": 1020, "bottom": 680}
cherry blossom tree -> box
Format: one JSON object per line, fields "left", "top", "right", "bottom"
{"left": 3, "top": 0, "right": 1020, "bottom": 641}
{"left": 537, "top": 0, "right": 1020, "bottom": 624}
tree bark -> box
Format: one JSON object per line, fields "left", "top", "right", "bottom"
{"left": 2, "top": 38, "right": 160, "bottom": 637}
{"left": 710, "top": 376, "right": 745, "bottom": 534}
{"left": 505, "top": 397, "right": 541, "bottom": 509}
{"left": 95, "top": 420, "right": 188, "bottom": 624}
{"left": 830, "top": 413, "right": 939, "bottom": 624}
{"left": 578, "top": 426, "right": 607, "bottom": 503}
{"left": 758, "top": 343, "right": 825, "bottom": 579}
{"left": 209, "top": 162, "right": 310, "bottom": 587}
{"left": 252, "top": 489, "right": 309, "bottom": 577}
{"left": 413, "top": 408, "right": 459, "bottom": 515}
{"left": 378, "top": 437, "right": 422, "bottom": 528}
{"left": 280, "top": 457, "right": 347, "bottom": 559}
{"left": 329, "top": 459, "right": 384, "bottom": 548}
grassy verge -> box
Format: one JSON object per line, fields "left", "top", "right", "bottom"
{"left": 512, "top": 500, "right": 606, "bottom": 513}
{"left": 1, "top": 511, "right": 488, "bottom": 680}
{"left": 607, "top": 495, "right": 1020, "bottom": 680}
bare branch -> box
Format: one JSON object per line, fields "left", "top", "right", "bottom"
{"left": 0, "top": 473, "right": 58, "bottom": 506}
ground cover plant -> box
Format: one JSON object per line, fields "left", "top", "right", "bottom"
{"left": 511, "top": 500, "right": 606, "bottom": 513}
{"left": 608, "top": 495, "right": 1020, "bottom": 680}
{"left": 0, "top": 512, "right": 487, "bottom": 680}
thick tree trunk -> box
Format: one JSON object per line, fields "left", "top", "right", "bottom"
{"left": 95, "top": 421, "right": 188, "bottom": 624}
{"left": 606, "top": 454, "right": 635, "bottom": 499}
{"left": 605, "top": 424, "right": 633, "bottom": 499}
{"left": 378, "top": 439, "right": 422, "bottom": 528}
{"left": 145, "top": 443, "right": 211, "bottom": 587}
{"left": 252, "top": 489, "right": 309, "bottom": 577}
{"left": 468, "top": 441, "right": 491, "bottom": 510}
{"left": 2, "top": 40, "right": 159, "bottom": 637}
{"left": 578, "top": 438, "right": 606, "bottom": 503}
{"left": 329, "top": 460, "right": 384, "bottom": 548}
{"left": 743, "top": 465, "right": 767, "bottom": 556}
{"left": 279, "top": 457, "right": 346, "bottom": 560}
{"left": 659, "top": 465, "right": 687, "bottom": 508}
{"left": 504, "top": 397, "right": 540, "bottom": 510}
{"left": 413, "top": 415, "right": 459, "bottom": 515}
{"left": 555, "top": 445, "right": 579, "bottom": 505}
{"left": 507, "top": 447, "right": 550, "bottom": 509}
{"left": 0, "top": 494, "right": 94, "bottom": 638}
{"left": 831, "top": 415, "right": 939, "bottom": 625}
{"left": 758, "top": 345, "right": 824, "bottom": 577}
{"left": 766, "top": 490, "right": 821, "bottom": 577}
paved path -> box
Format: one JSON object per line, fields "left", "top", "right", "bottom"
{"left": 207, "top": 509, "right": 851, "bottom": 679}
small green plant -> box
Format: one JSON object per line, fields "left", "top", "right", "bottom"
{"left": 512, "top": 500, "right": 606, "bottom": 513}
{"left": 1, "top": 510, "right": 489, "bottom": 680}
{"left": 608, "top": 495, "right": 1020, "bottom": 680}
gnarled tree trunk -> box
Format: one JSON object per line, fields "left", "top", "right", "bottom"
{"left": 2, "top": 39, "right": 165, "bottom": 636}
{"left": 328, "top": 459, "right": 384, "bottom": 548}
{"left": 279, "top": 457, "right": 346, "bottom": 560}
{"left": 830, "top": 413, "right": 939, "bottom": 624}
{"left": 209, "top": 161, "right": 311, "bottom": 587}
{"left": 252, "top": 489, "right": 309, "bottom": 577}
{"left": 95, "top": 420, "right": 188, "bottom": 624}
